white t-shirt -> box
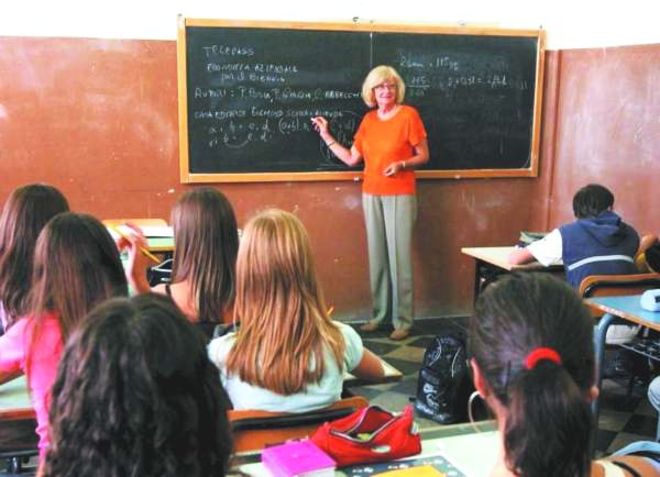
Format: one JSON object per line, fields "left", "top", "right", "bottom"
{"left": 526, "top": 228, "right": 563, "bottom": 266}
{"left": 207, "top": 321, "right": 364, "bottom": 412}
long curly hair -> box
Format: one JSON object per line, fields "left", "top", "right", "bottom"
{"left": 0, "top": 183, "right": 69, "bottom": 331}
{"left": 43, "top": 293, "right": 233, "bottom": 477}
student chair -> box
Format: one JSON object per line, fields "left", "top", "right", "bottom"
{"left": 579, "top": 272, "right": 660, "bottom": 301}
{"left": 228, "top": 395, "right": 369, "bottom": 453}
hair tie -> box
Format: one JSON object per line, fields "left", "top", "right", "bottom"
{"left": 524, "top": 347, "right": 562, "bottom": 370}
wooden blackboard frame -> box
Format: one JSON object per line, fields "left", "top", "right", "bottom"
{"left": 177, "top": 17, "right": 545, "bottom": 183}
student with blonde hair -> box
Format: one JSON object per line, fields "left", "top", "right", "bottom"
{"left": 208, "top": 209, "right": 384, "bottom": 412}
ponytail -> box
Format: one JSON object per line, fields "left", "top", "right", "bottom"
{"left": 470, "top": 273, "right": 596, "bottom": 477}
{"left": 504, "top": 361, "right": 593, "bottom": 477}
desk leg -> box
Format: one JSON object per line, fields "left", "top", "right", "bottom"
{"left": 473, "top": 260, "right": 507, "bottom": 303}
{"left": 592, "top": 312, "right": 615, "bottom": 423}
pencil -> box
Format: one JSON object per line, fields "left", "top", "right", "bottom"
{"left": 109, "top": 225, "right": 161, "bottom": 264}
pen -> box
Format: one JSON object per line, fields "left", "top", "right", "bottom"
{"left": 109, "top": 225, "right": 161, "bottom": 264}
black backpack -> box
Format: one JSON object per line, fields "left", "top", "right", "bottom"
{"left": 414, "top": 332, "right": 473, "bottom": 424}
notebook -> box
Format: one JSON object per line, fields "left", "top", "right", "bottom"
{"left": 262, "top": 440, "right": 336, "bottom": 477}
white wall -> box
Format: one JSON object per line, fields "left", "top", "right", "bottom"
{"left": 0, "top": 0, "right": 658, "bottom": 50}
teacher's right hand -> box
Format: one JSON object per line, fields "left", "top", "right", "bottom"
{"left": 311, "top": 116, "right": 329, "bottom": 137}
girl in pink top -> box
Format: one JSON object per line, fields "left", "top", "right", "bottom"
{"left": 0, "top": 213, "right": 128, "bottom": 460}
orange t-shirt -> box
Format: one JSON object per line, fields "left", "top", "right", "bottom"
{"left": 353, "top": 105, "right": 427, "bottom": 195}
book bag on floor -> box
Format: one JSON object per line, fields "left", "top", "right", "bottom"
{"left": 414, "top": 331, "right": 472, "bottom": 424}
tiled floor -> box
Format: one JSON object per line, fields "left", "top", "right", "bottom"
{"left": 348, "top": 316, "right": 659, "bottom": 456}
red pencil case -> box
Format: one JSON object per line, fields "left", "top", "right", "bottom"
{"left": 311, "top": 404, "right": 421, "bottom": 467}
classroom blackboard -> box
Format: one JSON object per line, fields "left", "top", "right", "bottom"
{"left": 177, "top": 19, "right": 545, "bottom": 183}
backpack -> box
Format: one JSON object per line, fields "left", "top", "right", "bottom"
{"left": 414, "top": 332, "right": 472, "bottom": 424}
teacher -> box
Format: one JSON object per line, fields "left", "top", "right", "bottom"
{"left": 312, "top": 65, "right": 429, "bottom": 340}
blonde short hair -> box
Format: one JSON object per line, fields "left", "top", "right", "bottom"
{"left": 361, "top": 65, "right": 406, "bottom": 108}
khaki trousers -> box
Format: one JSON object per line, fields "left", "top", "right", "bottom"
{"left": 362, "top": 193, "right": 417, "bottom": 331}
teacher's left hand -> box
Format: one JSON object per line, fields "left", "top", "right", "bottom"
{"left": 383, "top": 161, "right": 404, "bottom": 177}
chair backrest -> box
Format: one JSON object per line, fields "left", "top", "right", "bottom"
{"left": 228, "top": 395, "right": 369, "bottom": 453}
{"left": 579, "top": 272, "right": 660, "bottom": 298}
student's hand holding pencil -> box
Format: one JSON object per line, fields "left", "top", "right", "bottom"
{"left": 113, "top": 223, "right": 154, "bottom": 294}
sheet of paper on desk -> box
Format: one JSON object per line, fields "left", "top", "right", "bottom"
{"left": 337, "top": 452, "right": 464, "bottom": 476}
{"left": 107, "top": 225, "right": 173, "bottom": 239}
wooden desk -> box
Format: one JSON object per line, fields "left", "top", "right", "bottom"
{"left": 343, "top": 358, "right": 402, "bottom": 387}
{"left": 585, "top": 295, "right": 660, "bottom": 421}
{"left": 237, "top": 421, "right": 499, "bottom": 475}
{"left": 461, "top": 246, "right": 563, "bottom": 300}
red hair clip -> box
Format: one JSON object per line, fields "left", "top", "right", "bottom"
{"left": 524, "top": 347, "right": 562, "bottom": 370}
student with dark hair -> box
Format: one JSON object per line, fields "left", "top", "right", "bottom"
{"left": 469, "top": 273, "right": 657, "bottom": 476}
{"left": 0, "top": 213, "right": 128, "bottom": 460}
{"left": 123, "top": 187, "right": 239, "bottom": 339}
{"left": 509, "top": 183, "right": 639, "bottom": 289}
{"left": 43, "top": 293, "right": 233, "bottom": 477}
{"left": 0, "top": 184, "right": 69, "bottom": 333}
{"left": 572, "top": 183, "right": 615, "bottom": 219}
